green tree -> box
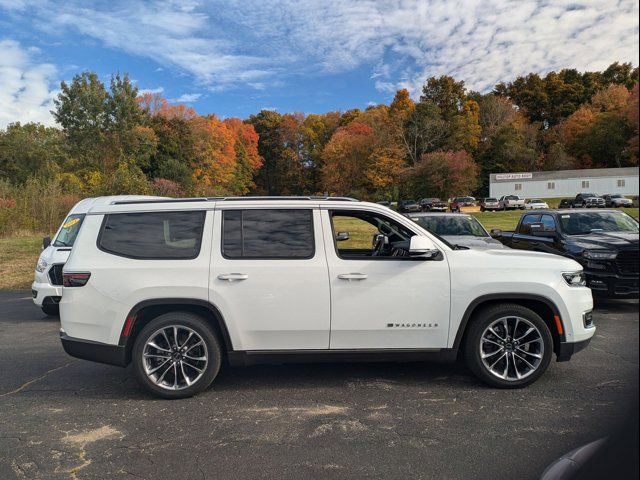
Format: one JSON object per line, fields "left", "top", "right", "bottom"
{"left": 0, "top": 123, "right": 69, "bottom": 181}
{"left": 420, "top": 75, "right": 466, "bottom": 118}
{"left": 52, "top": 72, "right": 110, "bottom": 168}
{"left": 400, "top": 101, "right": 446, "bottom": 164}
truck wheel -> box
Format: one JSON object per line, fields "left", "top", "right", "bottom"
{"left": 132, "top": 312, "right": 222, "bottom": 399}
{"left": 41, "top": 304, "right": 59, "bottom": 317}
{"left": 464, "top": 304, "right": 553, "bottom": 388}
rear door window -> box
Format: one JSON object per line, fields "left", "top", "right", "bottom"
{"left": 222, "top": 209, "right": 314, "bottom": 259}
{"left": 98, "top": 211, "right": 206, "bottom": 259}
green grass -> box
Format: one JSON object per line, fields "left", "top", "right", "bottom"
{"left": 0, "top": 236, "right": 42, "bottom": 290}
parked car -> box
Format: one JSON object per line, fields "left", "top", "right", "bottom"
{"left": 525, "top": 199, "right": 549, "bottom": 210}
{"left": 60, "top": 196, "right": 594, "bottom": 398}
{"left": 406, "top": 213, "right": 506, "bottom": 249}
{"left": 602, "top": 194, "right": 633, "bottom": 208}
{"left": 558, "top": 198, "right": 573, "bottom": 209}
{"left": 397, "top": 199, "right": 421, "bottom": 213}
{"left": 571, "top": 193, "right": 605, "bottom": 208}
{"left": 492, "top": 209, "right": 639, "bottom": 298}
{"left": 32, "top": 195, "right": 164, "bottom": 316}
{"left": 419, "top": 198, "right": 448, "bottom": 212}
{"left": 449, "top": 196, "right": 478, "bottom": 212}
{"left": 480, "top": 198, "right": 500, "bottom": 212}
{"left": 498, "top": 195, "right": 526, "bottom": 210}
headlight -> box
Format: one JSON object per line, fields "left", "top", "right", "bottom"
{"left": 563, "top": 272, "right": 586, "bottom": 287}
{"left": 36, "top": 258, "right": 48, "bottom": 273}
{"left": 583, "top": 250, "right": 617, "bottom": 260}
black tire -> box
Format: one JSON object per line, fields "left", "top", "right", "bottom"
{"left": 464, "top": 303, "right": 553, "bottom": 389}
{"left": 132, "top": 312, "right": 222, "bottom": 399}
{"left": 41, "top": 304, "right": 59, "bottom": 317}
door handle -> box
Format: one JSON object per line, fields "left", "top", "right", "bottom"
{"left": 338, "top": 273, "right": 368, "bottom": 281}
{"left": 217, "top": 273, "right": 249, "bottom": 282}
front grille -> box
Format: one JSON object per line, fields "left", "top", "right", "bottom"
{"left": 616, "top": 250, "right": 639, "bottom": 275}
{"left": 48, "top": 264, "right": 64, "bottom": 286}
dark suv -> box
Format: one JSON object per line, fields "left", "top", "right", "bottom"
{"left": 419, "top": 198, "right": 448, "bottom": 212}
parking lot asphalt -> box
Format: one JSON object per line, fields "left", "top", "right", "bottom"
{"left": 0, "top": 291, "right": 638, "bottom": 480}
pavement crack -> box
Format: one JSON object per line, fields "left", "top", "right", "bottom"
{"left": 0, "top": 362, "right": 73, "bottom": 397}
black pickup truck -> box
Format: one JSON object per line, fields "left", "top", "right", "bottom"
{"left": 493, "top": 209, "right": 639, "bottom": 298}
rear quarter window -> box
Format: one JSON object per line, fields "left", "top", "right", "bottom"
{"left": 98, "top": 211, "right": 206, "bottom": 259}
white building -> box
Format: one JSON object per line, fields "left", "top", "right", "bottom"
{"left": 489, "top": 167, "right": 639, "bottom": 199}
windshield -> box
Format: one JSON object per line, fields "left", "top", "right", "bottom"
{"left": 53, "top": 214, "right": 85, "bottom": 247}
{"left": 411, "top": 215, "right": 488, "bottom": 237}
{"left": 560, "top": 212, "right": 639, "bottom": 235}
{"left": 485, "top": 198, "right": 497, "bottom": 202}
{"left": 404, "top": 200, "right": 417, "bottom": 205}
{"left": 505, "top": 195, "right": 519, "bottom": 200}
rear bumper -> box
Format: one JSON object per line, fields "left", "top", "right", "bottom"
{"left": 60, "top": 331, "right": 128, "bottom": 367}
{"left": 556, "top": 338, "right": 592, "bottom": 362}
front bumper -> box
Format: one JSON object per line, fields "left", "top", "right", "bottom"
{"left": 31, "top": 279, "right": 62, "bottom": 306}
{"left": 585, "top": 271, "right": 639, "bottom": 298}
{"left": 60, "top": 332, "right": 128, "bottom": 367}
{"left": 556, "top": 338, "right": 592, "bottom": 362}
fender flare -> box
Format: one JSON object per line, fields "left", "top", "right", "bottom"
{"left": 118, "top": 298, "right": 234, "bottom": 352}
{"left": 452, "top": 293, "right": 565, "bottom": 351}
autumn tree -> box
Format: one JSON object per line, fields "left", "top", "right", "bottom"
{"left": 321, "top": 121, "right": 374, "bottom": 196}
{"left": 405, "top": 150, "right": 479, "bottom": 200}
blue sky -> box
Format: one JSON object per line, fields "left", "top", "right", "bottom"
{"left": 1, "top": 0, "right": 639, "bottom": 128}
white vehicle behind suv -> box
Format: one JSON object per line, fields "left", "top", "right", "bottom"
{"left": 32, "top": 196, "right": 164, "bottom": 316}
{"left": 59, "top": 197, "right": 595, "bottom": 398}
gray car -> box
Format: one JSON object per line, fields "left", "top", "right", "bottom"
{"left": 405, "top": 212, "right": 507, "bottom": 249}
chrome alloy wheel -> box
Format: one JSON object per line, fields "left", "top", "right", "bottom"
{"left": 142, "top": 325, "right": 208, "bottom": 390}
{"left": 480, "top": 316, "right": 544, "bottom": 381}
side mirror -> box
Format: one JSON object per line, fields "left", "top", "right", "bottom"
{"left": 42, "top": 236, "right": 51, "bottom": 249}
{"left": 335, "top": 231, "right": 350, "bottom": 242}
{"left": 490, "top": 228, "right": 502, "bottom": 238}
{"left": 409, "top": 236, "right": 439, "bottom": 258}
{"left": 530, "top": 222, "right": 556, "bottom": 237}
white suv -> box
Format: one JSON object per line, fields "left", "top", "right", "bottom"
{"left": 59, "top": 197, "right": 595, "bottom": 398}
{"left": 33, "top": 196, "right": 163, "bottom": 316}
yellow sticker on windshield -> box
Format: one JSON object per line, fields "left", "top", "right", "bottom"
{"left": 62, "top": 217, "right": 80, "bottom": 229}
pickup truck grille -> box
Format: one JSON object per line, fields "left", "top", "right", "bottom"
{"left": 48, "top": 264, "right": 64, "bottom": 286}
{"left": 616, "top": 250, "right": 639, "bottom": 275}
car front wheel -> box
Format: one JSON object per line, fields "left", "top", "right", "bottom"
{"left": 464, "top": 304, "right": 553, "bottom": 388}
{"left": 132, "top": 312, "right": 222, "bottom": 399}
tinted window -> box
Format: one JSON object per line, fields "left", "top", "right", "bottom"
{"left": 99, "top": 211, "right": 205, "bottom": 259}
{"left": 520, "top": 214, "right": 540, "bottom": 235}
{"left": 222, "top": 209, "right": 314, "bottom": 259}
{"left": 540, "top": 215, "right": 556, "bottom": 231}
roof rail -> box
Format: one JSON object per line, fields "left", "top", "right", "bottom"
{"left": 111, "top": 196, "right": 360, "bottom": 205}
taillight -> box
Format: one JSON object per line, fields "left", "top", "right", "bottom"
{"left": 63, "top": 272, "right": 91, "bottom": 287}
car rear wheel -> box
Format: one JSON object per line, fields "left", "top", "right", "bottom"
{"left": 132, "top": 312, "right": 222, "bottom": 399}
{"left": 464, "top": 304, "right": 553, "bottom": 388}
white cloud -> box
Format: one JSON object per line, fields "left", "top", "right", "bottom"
{"left": 0, "top": 39, "right": 58, "bottom": 128}
{"left": 138, "top": 86, "right": 164, "bottom": 95}
{"left": 170, "top": 93, "right": 202, "bottom": 103}
{"left": 1, "top": 0, "right": 639, "bottom": 98}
